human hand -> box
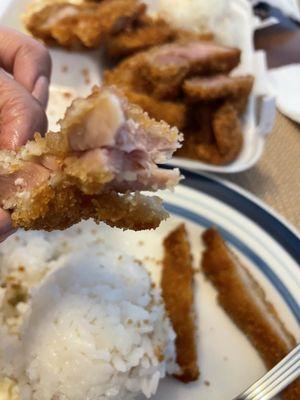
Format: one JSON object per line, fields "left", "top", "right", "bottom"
{"left": 0, "top": 26, "right": 51, "bottom": 242}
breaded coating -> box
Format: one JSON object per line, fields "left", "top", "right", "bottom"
{"left": 24, "top": 0, "right": 145, "bottom": 48}
{"left": 212, "top": 102, "right": 243, "bottom": 158}
{"left": 124, "top": 90, "right": 187, "bottom": 130}
{"left": 105, "top": 12, "right": 214, "bottom": 60}
{"left": 162, "top": 224, "right": 199, "bottom": 383}
{"left": 13, "top": 186, "right": 167, "bottom": 232}
{"left": 104, "top": 54, "right": 187, "bottom": 129}
{"left": 139, "top": 41, "right": 241, "bottom": 99}
{"left": 178, "top": 102, "right": 243, "bottom": 165}
{"left": 0, "top": 86, "right": 182, "bottom": 231}
{"left": 183, "top": 74, "right": 254, "bottom": 114}
{"left": 104, "top": 51, "right": 146, "bottom": 91}
{"left": 105, "top": 15, "right": 176, "bottom": 58}
{"left": 202, "top": 228, "right": 300, "bottom": 400}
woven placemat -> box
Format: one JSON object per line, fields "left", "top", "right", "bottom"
{"left": 223, "top": 112, "right": 300, "bottom": 231}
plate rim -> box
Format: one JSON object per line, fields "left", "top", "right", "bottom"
{"left": 171, "top": 168, "right": 300, "bottom": 261}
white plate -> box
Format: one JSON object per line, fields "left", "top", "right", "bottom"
{"left": 1, "top": 168, "right": 300, "bottom": 399}
{"left": 82, "top": 170, "right": 299, "bottom": 400}
{"left": 0, "top": 0, "right": 276, "bottom": 173}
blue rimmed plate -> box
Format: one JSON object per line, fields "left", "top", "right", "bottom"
{"left": 99, "top": 170, "right": 299, "bottom": 400}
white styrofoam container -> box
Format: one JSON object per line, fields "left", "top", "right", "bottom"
{"left": 0, "top": 0, "right": 276, "bottom": 173}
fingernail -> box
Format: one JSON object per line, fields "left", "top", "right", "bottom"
{"left": 0, "top": 210, "right": 15, "bottom": 242}
{"left": 32, "top": 75, "right": 50, "bottom": 108}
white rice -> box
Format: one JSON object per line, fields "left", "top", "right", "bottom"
{"left": 144, "top": 0, "right": 228, "bottom": 35}
{"left": 0, "top": 222, "right": 177, "bottom": 400}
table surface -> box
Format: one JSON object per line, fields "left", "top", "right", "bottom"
{"left": 225, "top": 21, "right": 300, "bottom": 231}
{"left": 224, "top": 112, "right": 300, "bottom": 230}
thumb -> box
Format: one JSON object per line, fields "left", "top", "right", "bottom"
{"left": 0, "top": 69, "right": 48, "bottom": 150}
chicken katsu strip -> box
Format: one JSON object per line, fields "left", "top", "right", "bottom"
{"left": 105, "top": 11, "right": 214, "bottom": 60}
{"left": 195, "top": 102, "right": 243, "bottom": 164}
{"left": 0, "top": 86, "right": 182, "bottom": 231}
{"left": 124, "top": 90, "right": 187, "bottom": 130}
{"left": 104, "top": 55, "right": 187, "bottom": 129}
{"left": 25, "top": 0, "right": 145, "bottom": 48}
{"left": 184, "top": 74, "right": 254, "bottom": 114}
{"left": 162, "top": 224, "right": 199, "bottom": 383}
{"left": 139, "top": 41, "right": 241, "bottom": 99}
{"left": 179, "top": 102, "right": 242, "bottom": 165}
{"left": 105, "top": 15, "right": 176, "bottom": 59}
{"left": 202, "top": 228, "right": 300, "bottom": 400}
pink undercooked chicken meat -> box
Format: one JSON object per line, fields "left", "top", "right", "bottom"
{"left": 0, "top": 86, "right": 182, "bottom": 231}
{"left": 139, "top": 41, "right": 241, "bottom": 99}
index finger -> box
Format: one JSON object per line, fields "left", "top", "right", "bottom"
{"left": 0, "top": 27, "right": 51, "bottom": 106}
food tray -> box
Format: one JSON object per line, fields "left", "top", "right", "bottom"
{"left": 0, "top": 0, "right": 276, "bottom": 173}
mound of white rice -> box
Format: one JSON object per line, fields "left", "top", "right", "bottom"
{"left": 0, "top": 222, "right": 177, "bottom": 400}
{"left": 144, "top": 0, "right": 227, "bottom": 35}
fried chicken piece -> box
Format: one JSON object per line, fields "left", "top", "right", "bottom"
{"left": 202, "top": 228, "right": 300, "bottom": 400}
{"left": 162, "top": 224, "right": 199, "bottom": 383}
{"left": 104, "top": 9, "right": 214, "bottom": 60}
{"left": 184, "top": 74, "right": 254, "bottom": 114}
{"left": 194, "top": 102, "right": 243, "bottom": 164}
{"left": 212, "top": 102, "right": 243, "bottom": 157}
{"left": 139, "top": 41, "right": 241, "bottom": 99}
{"left": 124, "top": 90, "right": 187, "bottom": 130}
{"left": 177, "top": 102, "right": 242, "bottom": 164}
{"left": 0, "top": 86, "right": 182, "bottom": 231}
{"left": 105, "top": 15, "right": 176, "bottom": 59}
{"left": 104, "top": 51, "right": 146, "bottom": 91}
{"left": 104, "top": 55, "right": 187, "bottom": 129}
{"left": 24, "top": 0, "right": 145, "bottom": 48}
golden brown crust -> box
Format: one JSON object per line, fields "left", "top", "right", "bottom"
{"left": 105, "top": 16, "right": 176, "bottom": 58}
{"left": 104, "top": 10, "right": 214, "bottom": 60}
{"left": 104, "top": 52, "right": 146, "bottom": 91}
{"left": 201, "top": 228, "right": 300, "bottom": 399}
{"left": 183, "top": 74, "right": 254, "bottom": 115}
{"left": 11, "top": 184, "right": 167, "bottom": 231}
{"left": 104, "top": 55, "right": 187, "bottom": 129}
{"left": 139, "top": 42, "right": 241, "bottom": 100}
{"left": 119, "top": 89, "right": 187, "bottom": 130}
{"left": 25, "top": 0, "right": 145, "bottom": 48}
{"left": 161, "top": 224, "right": 199, "bottom": 383}
{"left": 177, "top": 102, "right": 243, "bottom": 165}
{"left": 212, "top": 101, "right": 243, "bottom": 158}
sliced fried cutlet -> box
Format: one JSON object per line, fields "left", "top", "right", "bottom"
{"left": 212, "top": 102, "right": 243, "bottom": 158}
{"left": 0, "top": 86, "right": 182, "bottom": 231}
{"left": 202, "top": 228, "right": 300, "bottom": 400}
{"left": 124, "top": 90, "right": 187, "bottom": 130}
{"left": 161, "top": 224, "right": 199, "bottom": 383}
{"left": 104, "top": 56, "right": 187, "bottom": 129}
{"left": 139, "top": 41, "right": 241, "bottom": 99}
{"left": 24, "top": 0, "right": 145, "bottom": 48}
{"left": 104, "top": 12, "right": 213, "bottom": 60}
{"left": 105, "top": 15, "right": 176, "bottom": 59}
{"left": 104, "top": 52, "right": 147, "bottom": 92}
{"left": 194, "top": 102, "right": 243, "bottom": 164}
{"left": 183, "top": 74, "right": 254, "bottom": 114}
